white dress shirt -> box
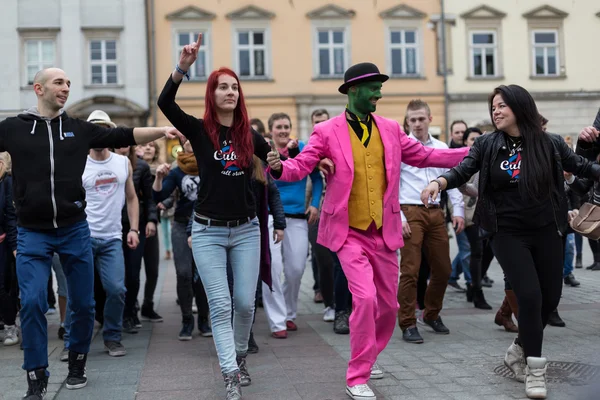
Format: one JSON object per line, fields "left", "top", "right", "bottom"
{"left": 399, "top": 133, "right": 464, "bottom": 222}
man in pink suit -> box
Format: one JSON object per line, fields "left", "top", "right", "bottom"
{"left": 267, "top": 62, "right": 468, "bottom": 400}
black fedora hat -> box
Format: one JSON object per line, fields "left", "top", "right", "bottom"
{"left": 338, "top": 62, "right": 389, "bottom": 94}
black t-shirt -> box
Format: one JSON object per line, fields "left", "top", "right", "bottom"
{"left": 490, "top": 141, "right": 554, "bottom": 231}
{"left": 157, "top": 77, "right": 271, "bottom": 220}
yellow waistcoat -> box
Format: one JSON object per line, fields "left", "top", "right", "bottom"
{"left": 347, "top": 121, "right": 387, "bottom": 230}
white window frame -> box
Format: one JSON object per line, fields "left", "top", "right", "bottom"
{"left": 84, "top": 31, "right": 121, "bottom": 86}
{"left": 469, "top": 30, "right": 498, "bottom": 78}
{"left": 172, "top": 26, "right": 211, "bottom": 81}
{"left": 24, "top": 39, "right": 56, "bottom": 86}
{"left": 230, "top": 21, "right": 271, "bottom": 80}
{"left": 531, "top": 29, "right": 559, "bottom": 77}
{"left": 19, "top": 30, "right": 60, "bottom": 87}
{"left": 386, "top": 27, "right": 421, "bottom": 77}
{"left": 312, "top": 20, "right": 351, "bottom": 78}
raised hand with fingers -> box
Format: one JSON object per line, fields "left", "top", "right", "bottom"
{"left": 318, "top": 158, "right": 335, "bottom": 175}
{"left": 156, "top": 163, "right": 171, "bottom": 179}
{"left": 578, "top": 126, "right": 600, "bottom": 143}
{"left": 178, "top": 33, "right": 203, "bottom": 72}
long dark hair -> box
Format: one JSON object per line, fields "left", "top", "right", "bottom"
{"left": 488, "top": 85, "right": 555, "bottom": 200}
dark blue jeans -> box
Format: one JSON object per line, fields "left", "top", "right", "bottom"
{"left": 17, "top": 220, "right": 95, "bottom": 371}
{"left": 331, "top": 251, "right": 352, "bottom": 312}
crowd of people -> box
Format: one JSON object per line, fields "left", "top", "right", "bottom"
{"left": 1, "top": 32, "right": 600, "bottom": 400}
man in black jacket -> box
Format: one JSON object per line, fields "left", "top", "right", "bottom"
{"left": 0, "top": 68, "right": 182, "bottom": 400}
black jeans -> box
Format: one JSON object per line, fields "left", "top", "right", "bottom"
{"left": 47, "top": 273, "right": 56, "bottom": 309}
{"left": 308, "top": 221, "right": 334, "bottom": 308}
{"left": 491, "top": 225, "right": 563, "bottom": 358}
{"left": 0, "top": 242, "right": 17, "bottom": 325}
{"left": 330, "top": 251, "right": 352, "bottom": 312}
{"left": 123, "top": 228, "right": 147, "bottom": 319}
{"left": 481, "top": 238, "right": 495, "bottom": 278}
{"left": 142, "top": 231, "right": 160, "bottom": 306}
{"left": 464, "top": 225, "right": 483, "bottom": 290}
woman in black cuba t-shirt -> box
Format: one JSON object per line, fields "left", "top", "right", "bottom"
{"left": 157, "top": 34, "right": 272, "bottom": 400}
{"left": 421, "top": 84, "right": 600, "bottom": 400}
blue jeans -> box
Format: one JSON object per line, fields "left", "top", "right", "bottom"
{"left": 563, "top": 233, "right": 575, "bottom": 278}
{"left": 191, "top": 218, "right": 260, "bottom": 375}
{"left": 64, "top": 237, "right": 125, "bottom": 343}
{"left": 17, "top": 221, "right": 95, "bottom": 371}
{"left": 449, "top": 230, "right": 471, "bottom": 284}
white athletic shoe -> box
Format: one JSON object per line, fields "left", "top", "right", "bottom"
{"left": 346, "top": 383, "right": 376, "bottom": 400}
{"left": 504, "top": 340, "right": 526, "bottom": 382}
{"left": 323, "top": 307, "right": 335, "bottom": 322}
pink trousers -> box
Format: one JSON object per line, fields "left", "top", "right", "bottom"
{"left": 336, "top": 224, "right": 400, "bottom": 386}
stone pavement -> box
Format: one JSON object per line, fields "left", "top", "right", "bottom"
{"left": 2, "top": 235, "right": 600, "bottom": 399}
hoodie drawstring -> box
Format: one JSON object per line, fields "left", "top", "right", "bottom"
{"left": 30, "top": 120, "right": 37, "bottom": 134}
{"left": 59, "top": 116, "right": 64, "bottom": 140}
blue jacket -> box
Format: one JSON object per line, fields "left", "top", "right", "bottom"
{"left": 275, "top": 141, "right": 323, "bottom": 215}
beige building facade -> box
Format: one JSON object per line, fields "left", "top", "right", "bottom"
{"left": 148, "top": 0, "right": 449, "bottom": 157}
{"left": 444, "top": 1, "right": 600, "bottom": 137}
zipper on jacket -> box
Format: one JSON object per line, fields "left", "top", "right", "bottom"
{"left": 45, "top": 120, "right": 58, "bottom": 228}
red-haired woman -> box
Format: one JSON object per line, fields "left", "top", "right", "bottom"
{"left": 157, "top": 34, "right": 271, "bottom": 400}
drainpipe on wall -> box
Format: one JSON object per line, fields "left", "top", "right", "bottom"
{"left": 440, "top": 0, "right": 450, "bottom": 142}
{"left": 146, "top": 0, "right": 158, "bottom": 127}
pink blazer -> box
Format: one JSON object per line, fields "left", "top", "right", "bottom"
{"left": 275, "top": 113, "right": 469, "bottom": 252}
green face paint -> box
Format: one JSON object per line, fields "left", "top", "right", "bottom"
{"left": 347, "top": 81, "right": 383, "bottom": 120}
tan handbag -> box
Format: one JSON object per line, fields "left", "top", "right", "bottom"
{"left": 569, "top": 203, "right": 600, "bottom": 240}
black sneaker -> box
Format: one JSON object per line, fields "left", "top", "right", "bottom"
{"left": 402, "top": 326, "right": 424, "bottom": 344}
{"left": 564, "top": 273, "right": 580, "bottom": 287}
{"left": 133, "top": 315, "right": 142, "bottom": 329}
{"left": 548, "top": 310, "right": 566, "bottom": 327}
{"left": 247, "top": 332, "right": 259, "bottom": 354}
{"left": 179, "top": 320, "right": 194, "bottom": 341}
{"left": 66, "top": 351, "right": 88, "bottom": 390}
{"left": 575, "top": 257, "right": 583, "bottom": 269}
{"left": 58, "top": 325, "right": 65, "bottom": 340}
{"left": 104, "top": 341, "right": 127, "bottom": 357}
{"left": 198, "top": 317, "right": 212, "bottom": 337}
{"left": 122, "top": 318, "right": 139, "bottom": 334}
{"left": 236, "top": 355, "right": 251, "bottom": 386}
{"left": 423, "top": 317, "right": 450, "bottom": 334}
{"left": 24, "top": 368, "right": 48, "bottom": 399}
{"left": 141, "top": 307, "right": 163, "bottom": 322}
{"left": 333, "top": 310, "right": 350, "bottom": 334}
{"left": 447, "top": 281, "right": 466, "bottom": 293}
{"left": 224, "top": 371, "right": 242, "bottom": 400}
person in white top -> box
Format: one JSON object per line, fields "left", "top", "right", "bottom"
{"left": 62, "top": 110, "right": 140, "bottom": 359}
{"left": 397, "top": 100, "right": 466, "bottom": 344}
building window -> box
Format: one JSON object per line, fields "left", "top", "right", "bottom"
{"left": 25, "top": 40, "right": 55, "bottom": 85}
{"left": 389, "top": 29, "right": 419, "bottom": 76}
{"left": 89, "top": 39, "right": 118, "bottom": 85}
{"left": 177, "top": 32, "right": 207, "bottom": 79}
{"left": 469, "top": 31, "right": 497, "bottom": 77}
{"left": 532, "top": 30, "right": 558, "bottom": 76}
{"left": 316, "top": 29, "right": 347, "bottom": 77}
{"left": 235, "top": 30, "right": 266, "bottom": 78}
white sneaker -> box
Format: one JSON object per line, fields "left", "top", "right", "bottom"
{"left": 525, "top": 357, "right": 547, "bottom": 399}
{"left": 504, "top": 340, "right": 526, "bottom": 382}
{"left": 370, "top": 362, "right": 384, "bottom": 379}
{"left": 346, "top": 383, "right": 376, "bottom": 400}
{"left": 192, "top": 303, "right": 198, "bottom": 314}
{"left": 46, "top": 308, "right": 57, "bottom": 315}
{"left": 3, "top": 325, "right": 20, "bottom": 346}
{"left": 323, "top": 307, "right": 335, "bottom": 322}
{"left": 415, "top": 309, "right": 425, "bottom": 326}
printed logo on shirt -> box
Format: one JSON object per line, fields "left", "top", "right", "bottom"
{"left": 214, "top": 140, "right": 245, "bottom": 177}
{"left": 181, "top": 175, "right": 200, "bottom": 202}
{"left": 93, "top": 171, "right": 119, "bottom": 196}
{"left": 500, "top": 152, "right": 521, "bottom": 180}
{"left": 64, "top": 132, "right": 75, "bottom": 138}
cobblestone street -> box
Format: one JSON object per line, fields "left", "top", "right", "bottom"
{"left": 1, "top": 238, "right": 600, "bottom": 399}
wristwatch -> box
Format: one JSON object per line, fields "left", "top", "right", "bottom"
{"left": 129, "top": 229, "right": 140, "bottom": 235}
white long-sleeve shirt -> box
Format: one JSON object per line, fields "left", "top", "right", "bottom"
{"left": 399, "top": 133, "right": 464, "bottom": 222}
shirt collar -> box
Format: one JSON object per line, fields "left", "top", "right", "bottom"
{"left": 408, "top": 132, "right": 434, "bottom": 146}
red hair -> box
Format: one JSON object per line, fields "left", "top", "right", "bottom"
{"left": 203, "top": 68, "right": 253, "bottom": 168}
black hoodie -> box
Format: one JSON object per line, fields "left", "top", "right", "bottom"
{"left": 0, "top": 107, "right": 135, "bottom": 229}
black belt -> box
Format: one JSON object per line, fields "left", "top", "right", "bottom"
{"left": 194, "top": 213, "right": 253, "bottom": 228}
{"left": 404, "top": 204, "right": 441, "bottom": 209}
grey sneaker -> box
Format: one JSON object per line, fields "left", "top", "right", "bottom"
{"left": 60, "top": 346, "right": 69, "bottom": 362}
{"left": 104, "top": 341, "right": 127, "bottom": 357}
{"left": 236, "top": 355, "right": 251, "bottom": 386}
{"left": 224, "top": 371, "right": 242, "bottom": 400}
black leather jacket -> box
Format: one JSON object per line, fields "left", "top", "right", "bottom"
{"left": 122, "top": 158, "right": 158, "bottom": 228}
{"left": 440, "top": 131, "right": 600, "bottom": 235}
